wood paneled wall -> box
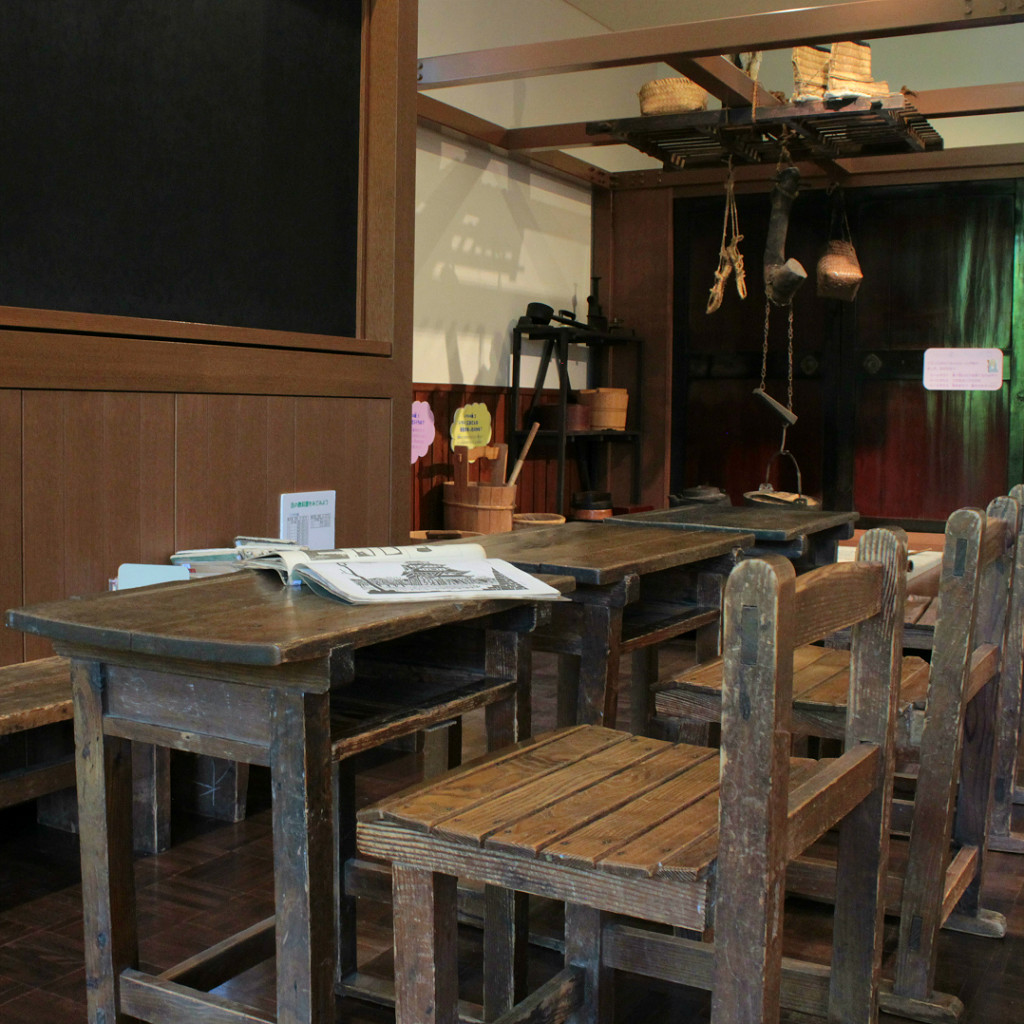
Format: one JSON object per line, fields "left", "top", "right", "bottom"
{"left": 593, "top": 176, "right": 1021, "bottom": 529}
{"left": 593, "top": 187, "right": 674, "bottom": 509}
{"left": 1, "top": 377, "right": 395, "bottom": 665}
{"left": 606, "top": 177, "right": 1022, "bottom": 527}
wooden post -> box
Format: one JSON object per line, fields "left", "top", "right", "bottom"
{"left": 392, "top": 865, "right": 458, "bottom": 1024}
{"left": 829, "top": 527, "right": 906, "bottom": 1018}
{"left": 72, "top": 657, "right": 138, "bottom": 1024}
{"left": 270, "top": 688, "right": 334, "bottom": 1024}
{"left": 894, "top": 509, "right": 985, "bottom": 997}
{"left": 711, "top": 554, "right": 794, "bottom": 1023}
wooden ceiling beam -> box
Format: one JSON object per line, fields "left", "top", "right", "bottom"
{"left": 906, "top": 82, "right": 1024, "bottom": 118}
{"left": 416, "top": 94, "right": 611, "bottom": 187}
{"left": 502, "top": 122, "right": 616, "bottom": 151}
{"left": 418, "top": 1, "right": 1024, "bottom": 89}
{"left": 666, "top": 55, "right": 780, "bottom": 110}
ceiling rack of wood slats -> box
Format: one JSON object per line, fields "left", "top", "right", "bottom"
{"left": 586, "top": 95, "right": 943, "bottom": 170}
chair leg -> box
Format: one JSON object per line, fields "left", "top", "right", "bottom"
{"left": 483, "top": 885, "right": 529, "bottom": 1019}
{"left": 565, "top": 903, "right": 611, "bottom": 1024}
{"left": 392, "top": 865, "right": 458, "bottom": 1024}
{"left": 131, "top": 742, "right": 171, "bottom": 855}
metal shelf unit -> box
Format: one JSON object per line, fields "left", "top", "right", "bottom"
{"left": 509, "top": 319, "right": 642, "bottom": 517}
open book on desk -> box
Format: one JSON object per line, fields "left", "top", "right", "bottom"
{"left": 242, "top": 542, "right": 562, "bottom": 604}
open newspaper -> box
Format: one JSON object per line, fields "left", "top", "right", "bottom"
{"left": 241, "top": 542, "right": 561, "bottom": 604}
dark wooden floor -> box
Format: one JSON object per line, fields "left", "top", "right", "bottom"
{"left": 1, "top": 649, "right": 1022, "bottom": 1022}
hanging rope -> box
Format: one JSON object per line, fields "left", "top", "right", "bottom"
{"left": 707, "top": 161, "right": 746, "bottom": 314}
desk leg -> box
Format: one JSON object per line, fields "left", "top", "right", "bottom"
{"left": 334, "top": 756, "right": 357, "bottom": 986}
{"left": 578, "top": 604, "right": 622, "bottom": 728}
{"left": 131, "top": 743, "right": 171, "bottom": 855}
{"left": 485, "top": 628, "right": 531, "bottom": 747}
{"left": 72, "top": 658, "right": 138, "bottom": 1024}
{"left": 271, "top": 689, "right": 334, "bottom": 1024}
{"left": 556, "top": 654, "right": 580, "bottom": 727}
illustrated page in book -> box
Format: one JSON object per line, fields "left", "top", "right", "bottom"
{"left": 240, "top": 542, "right": 488, "bottom": 585}
{"left": 294, "top": 555, "right": 560, "bottom": 604}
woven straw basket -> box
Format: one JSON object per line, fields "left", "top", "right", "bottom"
{"left": 793, "top": 41, "right": 890, "bottom": 101}
{"left": 639, "top": 77, "right": 708, "bottom": 115}
{"left": 827, "top": 41, "right": 889, "bottom": 97}
{"left": 792, "top": 45, "right": 831, "bottom": 100}
{"left": 817, "top": 239, "right": 863, "bottom": 301}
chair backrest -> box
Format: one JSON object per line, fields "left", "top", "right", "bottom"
{"left": 990, "top": 490, "right": 1024, "bottom": 843}
{"left": 894, "top": 501, "right": 1016, "bottom": 992}
{"left": 711, "top": 527, "right": 907, "bottom": 1021}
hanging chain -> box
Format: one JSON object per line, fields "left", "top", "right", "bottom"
{"left": 761, "top": 300, "right": 796, "bottom": 414}
{"left": 760, "top": 297, "right": 770, "bottom": 392}
{"left": 787, "top": 305, "right": 795, "bottom": 412}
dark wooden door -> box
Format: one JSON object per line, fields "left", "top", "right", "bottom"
{"left": 673, "top": 179, "right": 1023, "bottom": 528}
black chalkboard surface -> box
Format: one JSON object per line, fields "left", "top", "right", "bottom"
{"left": 0, "top": 0, "right": 361, "bottom": 338}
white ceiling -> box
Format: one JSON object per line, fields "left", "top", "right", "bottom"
{"left": 419, "top": 0, "right": 1024, "bottom": 171}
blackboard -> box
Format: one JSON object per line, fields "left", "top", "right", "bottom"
{"left": 0, "top": 0, "right": 361, "bottom": 338}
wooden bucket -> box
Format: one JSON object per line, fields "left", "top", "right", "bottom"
{"left": 578, "top": 388, "right": 628, "bottom": 430}
{"left": 443, "top": 481, "right": 516, "bottom": 534}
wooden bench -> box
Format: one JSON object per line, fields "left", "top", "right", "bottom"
{"left": 0, "top": 656, "right": 76, "bottom": 812}
{"left": 0, "top": 655, "right": 245, "bottom": 853}
{"left": 357, "top": 528, "right": 906, "bottom": 1024}
{"left": 655, "top": 502, "right": 1016, "bottom": 1022}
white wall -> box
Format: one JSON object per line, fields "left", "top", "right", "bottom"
{"left": 413, "top": 128, "right": 592, "bottom": 387}
{"left": 415, "top": 0, "right": 658, "bottom": 387}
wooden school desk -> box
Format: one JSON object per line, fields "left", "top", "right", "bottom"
{"left": 6, "top": 568, "right": 571, "bottom": 1024}
{"left": 608, "top": 502, "right": 858, "bottom": 568}
{"left": 469, "top": 522, "right": 755, "bottom": 728}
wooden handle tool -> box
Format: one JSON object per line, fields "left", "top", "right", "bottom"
{"left": 506, "top": 422, "right": 540, "bottom": 487}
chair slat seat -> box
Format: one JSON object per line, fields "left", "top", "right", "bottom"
{"left": 361, "top": 728, "right": 863, "bottom": 888}
{"left": 658, "top": 648, "right": 932, "bottom": 737}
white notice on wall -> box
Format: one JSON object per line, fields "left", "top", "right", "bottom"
{"left": 279, "top": 490, "right": 336, "bottom": 549}
{"left": 923, "top": 348, "right": 1003, "bottom": 391}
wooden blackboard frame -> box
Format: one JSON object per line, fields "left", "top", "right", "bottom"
{"left": 0, "top": 0, "right": 415, "bottom": 361}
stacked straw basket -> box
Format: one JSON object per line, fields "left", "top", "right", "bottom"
{"left": 638, "top": 77, "right": 708, "bottom": 115}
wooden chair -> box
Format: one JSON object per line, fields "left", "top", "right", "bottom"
{"left": 989, "top": 481, "right": 1024, "bottom": 852}
{"left": 655, "top": 502, "right": 1015, "bottom": 1022}
{"left": 357, "top": 527, "right": 906, "bottom": 1024}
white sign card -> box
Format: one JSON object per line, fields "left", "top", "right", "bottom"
{"left": 279, "top": 490, "right": 336, "bottom": 549}
{"left": 923, "top": 348, "right": 1003, "bottom": 391}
